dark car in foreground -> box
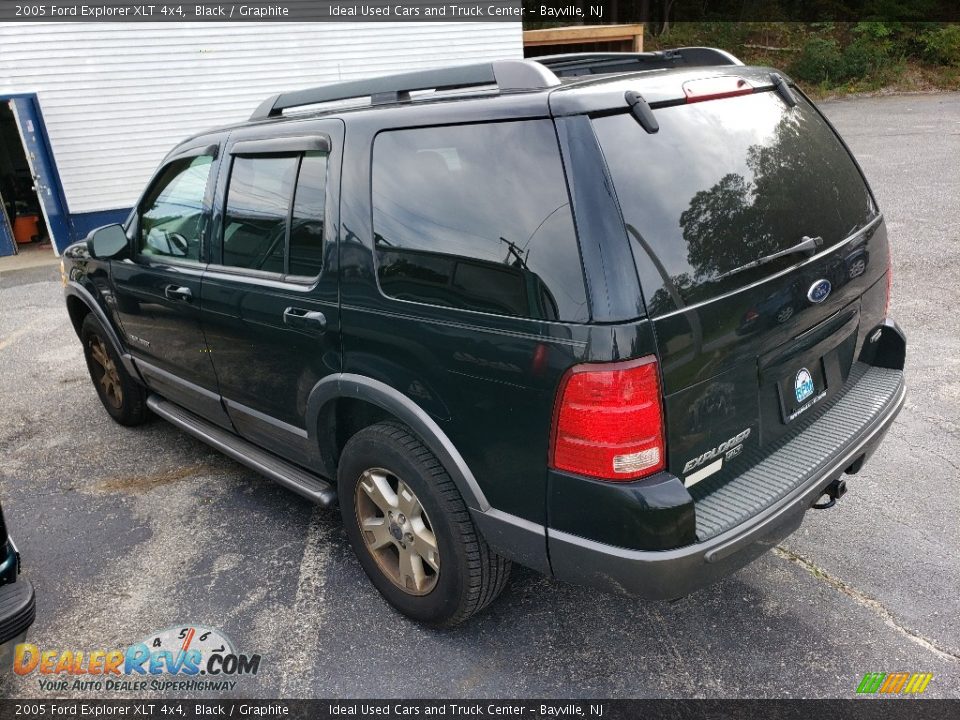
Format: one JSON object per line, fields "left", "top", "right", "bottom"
{"left": 0, "top": 503, "right": 35, "bottom": 665}
{"left": 61, "top": 49, "right": 906, "bottom": 625}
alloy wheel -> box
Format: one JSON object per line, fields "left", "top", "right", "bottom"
{"left": 89, "top": 335, "right": 123, "bottom": 409}
{"left": 354, "top": 467, "right": 440, "bottom": 596}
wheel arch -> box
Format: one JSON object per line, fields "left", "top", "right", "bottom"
{"left": 65, "top": 281, "right": 140, "bottom": 380}
{"left": 306, "top": 374, "right": 490, "bottom": 512}
{"left": 66, "top": 292, "right": 91, "bottom": 338}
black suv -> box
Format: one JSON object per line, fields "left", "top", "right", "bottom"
{"left": 62, "top": 49, "right": 906, "bottom": 626}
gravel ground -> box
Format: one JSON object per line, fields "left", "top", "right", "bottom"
{"left": 0, "top": 92, "right": 957, "bottom": 700}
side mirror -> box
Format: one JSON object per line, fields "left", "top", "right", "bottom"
{"left": 88, "top": 224, "right": 129, "bottom": 259}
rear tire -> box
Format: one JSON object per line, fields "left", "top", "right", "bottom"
{"left": 81, "top": 313, "right": 149, "bottom": 426}
{"left": 338, "top": 421, "right": 510, "bottom": 626}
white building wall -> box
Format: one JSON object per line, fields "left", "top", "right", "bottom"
{"left": 0, "top": 22, "right": 523, "bottom": 214}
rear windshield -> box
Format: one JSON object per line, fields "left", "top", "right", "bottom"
{"left": 593, "top": 91, "right": 876, "bottom": 315}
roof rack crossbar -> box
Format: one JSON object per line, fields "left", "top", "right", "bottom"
{"left": 535, "top": 48, "right": 743, "bottom": 77}
{"left": 250, "top": 60, "right": 560, "bottom": 120}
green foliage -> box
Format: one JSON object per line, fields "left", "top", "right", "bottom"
{"left": 790, "top": 34, "right": 896, "bottom": 86}
{"left": 841, "top": 38, "right": 893, "bottom": 79}
{"left": 790, "top": 38, "right": 844, "bottom": 84}
{"left": 645, "top": 21, "right": 960, "bottom": 94}
{"left": 853, "top": 21, "right": 898, "bottom": 40}
{"left": 920, "top": 25, "right": 960, "bottom": 66}
{"left": 658, "top": 21, "right": 752, "bottom": 50}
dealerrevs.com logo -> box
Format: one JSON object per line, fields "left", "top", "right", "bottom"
{"left": 13, "top": 624, "right": 261, "bottom": 693}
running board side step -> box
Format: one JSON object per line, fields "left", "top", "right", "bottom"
{"left": 146, "top": 395, "right": 337, "bottom": 507}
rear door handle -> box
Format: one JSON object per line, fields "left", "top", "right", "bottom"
{"left": 283, "top": 307, "right": 326, "bottom": 332}
{"left": 164, "top": 285, "right": 193, "bottom": 302}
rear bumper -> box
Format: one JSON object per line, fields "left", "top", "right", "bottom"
{"left": 547, "top": 365, "right": 905, "bottom": 600}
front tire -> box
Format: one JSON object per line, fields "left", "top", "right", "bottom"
{"left": 338, "top": 422, "right": 510, "bottom": 626}
{"left": 81, "top": 313, "right": 149, "bottom": 426}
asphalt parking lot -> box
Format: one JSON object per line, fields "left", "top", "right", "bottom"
{"left": 1, "top": 92, "right": 958, "bottom": 700}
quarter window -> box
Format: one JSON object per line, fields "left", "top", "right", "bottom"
{"left": 372, "top": 121, "right": 588, "bottom": 322}
{"left": 138, "top": 155, "right": 212, "bottom": 263}
{"left": 221, "top": 151, "right": 328, "bottom": 277}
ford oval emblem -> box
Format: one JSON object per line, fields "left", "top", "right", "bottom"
{"left": 807, "top": 279, "right": 832, "bottom": 304}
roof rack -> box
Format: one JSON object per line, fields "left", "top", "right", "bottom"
{"left": 249, "top": 59, "right": 561, "bottom": 121}
{"left": 249, "top": 48, "right": 743, "bottom": 121}
{"left": 535, "top": 47, "right": 743, "bottom": 77}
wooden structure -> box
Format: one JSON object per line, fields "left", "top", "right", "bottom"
{"left": 523, "top": 24, "right": 645, "bottom": 56}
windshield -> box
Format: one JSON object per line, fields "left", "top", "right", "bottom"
{"left": 592, "top": 90, "right": 877, "bottom": 316}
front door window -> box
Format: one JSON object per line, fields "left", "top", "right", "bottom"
{"left": 138, "top": 155, "right": 213, "bottom": 263}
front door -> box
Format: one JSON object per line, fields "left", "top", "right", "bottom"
{"left": 111, "top": 143, "right": 230, "bottom": 426}
{"left": 200, "top": 122, "right": 343, "bottom": 469}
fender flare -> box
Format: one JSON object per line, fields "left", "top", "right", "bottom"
{"left": 64, "top": 281, "right": 140, "bottom": 379}
{"left": 305, "top": 373, "right": 490, "bottom": 512}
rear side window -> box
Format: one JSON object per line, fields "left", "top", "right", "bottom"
{"left": 223, "top": 156, "right": 297, "bottom": 273}
{"left": 221, "top": 151, "right": 328, "bottom": 277}
{"left": 593, "top": 91, "right": 876, "bottom": 315}
{"left": 372, "top": 120, "right": 588, "bottom": 323}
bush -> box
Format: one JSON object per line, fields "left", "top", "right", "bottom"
{"left": 791, "top": 35, "right": 894, "bottom": 86}
{"left": 790, "top": 38, "right": 844, "bottom": 84}
{"left": 920, "top": 25, "right": 960, "bottom": 66}
{"left": 853, "top": 21, "right": 897, "bottom": 42}
{"left": 841, "top": 38, "right": 893, "bottom": 80}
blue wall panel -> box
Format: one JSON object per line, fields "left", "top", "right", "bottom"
{"left": 69, "top": 209, "right": 130, "bottom": 245}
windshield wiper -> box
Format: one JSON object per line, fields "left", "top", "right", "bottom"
{"left": 717, "top": 235, "right": 823, "bottom": 280}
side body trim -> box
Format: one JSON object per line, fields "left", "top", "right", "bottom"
{"left": 470, "top": 508, "right": 549, "bottom": 573}
{"left": 136, "top": 359, "right": 233, "bottom": 429}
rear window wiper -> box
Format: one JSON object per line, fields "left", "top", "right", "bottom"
{"left": 625, "top": 91, "right": 659, "bottom": 134}
{"left": 770, "top": 72, "right": 798, "bottom": 107}
{"left": 716, "top": 235, "right": 823, "bottom": 280}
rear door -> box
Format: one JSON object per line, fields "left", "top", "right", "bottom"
{"left": 199, "top": 122, "right": 343, "bottom": 470}
{"left": 593, "top": 88, "right": 886, "bottom": 487}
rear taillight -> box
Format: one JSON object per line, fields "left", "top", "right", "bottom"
{"left": 550, "top": 356, "right": 666, "bottom": 481}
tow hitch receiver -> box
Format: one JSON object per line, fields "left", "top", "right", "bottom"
{"left": 813, "top": 478, "right": 847, "bottom": 510}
